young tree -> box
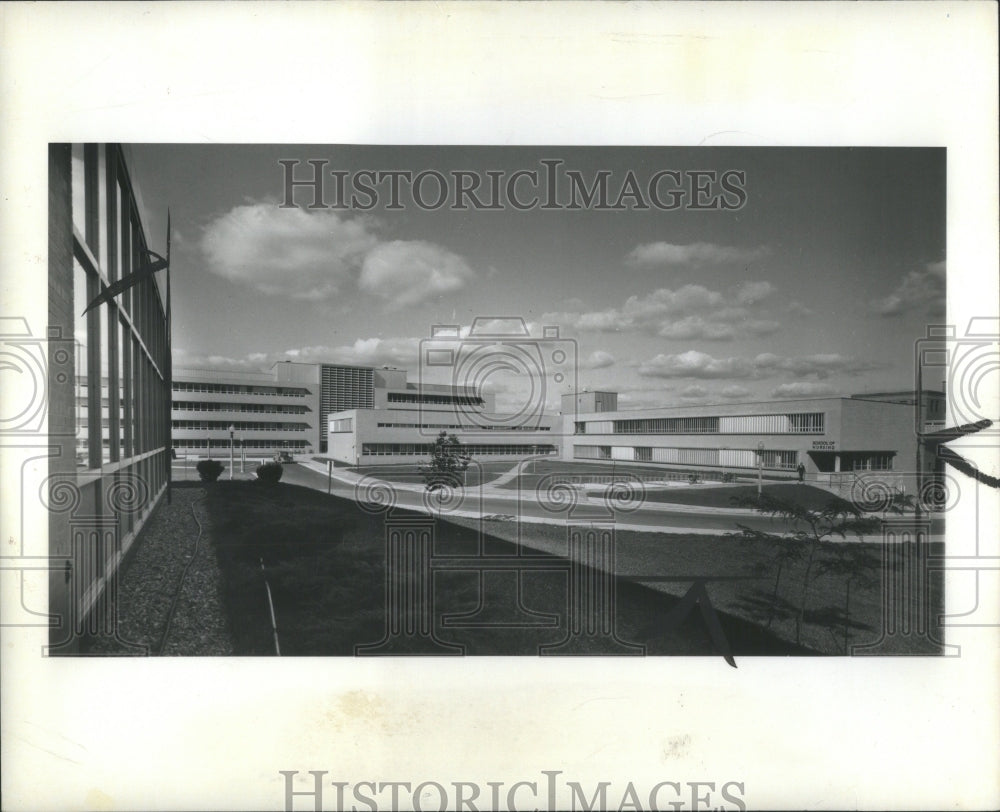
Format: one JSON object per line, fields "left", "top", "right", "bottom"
{"left": 420, "top": 431, "right": 471, "bottom": 493}
{"left": 731, "top": 492, "right": 883, "bottom": 647}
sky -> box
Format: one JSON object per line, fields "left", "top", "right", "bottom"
{"left": 128, "top": 145, "right": 945, "bottom": 412}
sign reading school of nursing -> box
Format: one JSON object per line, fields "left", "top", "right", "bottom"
{"left": 279, "top": 159, "right": 749, "bottom": 212}
{"left": 812, "top": 441, "right": 837, "bottom": 451}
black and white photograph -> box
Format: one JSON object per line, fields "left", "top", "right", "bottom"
{"left": 48, "top": 145, "right": 953, "bottom": 661}
{"left": 2, "top": 3, "right": 998, "bottom": 811}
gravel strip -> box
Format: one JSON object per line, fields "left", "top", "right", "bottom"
{"left": 85, "top": 485, "right": 234, "bottom": 656}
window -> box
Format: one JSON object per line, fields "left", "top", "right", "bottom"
{"left": 759, "top": 450, "right": 798, "bottom": 469}
{"left": 359, "top": 443, "right": 556, "bottom": 457}
{"left": 610, "top": 413, "right": 825, "bottom": 435}
{"left": 787, "top": 413, "right": 825, "bottom": 433}
{"left": 73, "top": 259, "right": 93, "bottom": 469}
{"left": 387, "top": 392, "right": 484, "bottom": 407}
{"left": 847, "top": 453, "right": 894, "bottom": 471}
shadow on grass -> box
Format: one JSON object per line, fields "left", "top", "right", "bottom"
{"left": 196, "top": 481, "right": 813, "bottom": 657}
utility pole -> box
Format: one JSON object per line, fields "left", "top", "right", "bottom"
{"left": 757, "top": 441, "right": 765, "bottom": 497}
{"left": 915, "top": 365, "right": 923, "bottom": 525}
{"left": 229, "top": 424, "right": 235, "bottom": 480}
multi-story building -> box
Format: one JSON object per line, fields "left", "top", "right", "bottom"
{"left": 328, "top": 367, "right": 559, "bottom": 465}
{"left": 562, "top": 389, "right": 943, "bottom": 486}
{"left": 48, "top": 143, "right": 171, "bottom": 651}
{"left": 170, "top": 361, "right": 382, "bottom": 457}
{"left": 171, "top": 366, "right": 320, "bottom": 457}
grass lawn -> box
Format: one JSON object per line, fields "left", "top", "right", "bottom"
{"left": 197, "top": 481, "right": 823, "bottom": 657}
{"left": 349, "top": 461, "right": 514, "bottom": 488}
{"left": 631, "top": 483, "right": 852, "bottom": 511}
{"left": 495, "top": 459, "right": 791, "bottom": 490}
{"left": 446, "top": 515, "right": 946, "bottom": 656}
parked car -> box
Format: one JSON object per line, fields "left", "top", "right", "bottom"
{"left": 273, "top": 451, "right": 294, "bottom": 464}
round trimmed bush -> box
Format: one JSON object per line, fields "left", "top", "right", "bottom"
{"left": 197, "top": 459, "right": 225, "bottom": 482}
{"left": 256, "top": 461, "right": 283, "bottom": 484}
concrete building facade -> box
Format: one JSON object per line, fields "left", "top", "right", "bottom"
{"left": 171, "top": 361, "right": 386, "bottom": 457}
{"left": 328, "top": 368, "right": 559, "bottom": 466}
{"left": 561, "top": 390, "right": 943, "bottom": 487}
{"left": 171, "top": 366, "right": 320, "bottom": 458}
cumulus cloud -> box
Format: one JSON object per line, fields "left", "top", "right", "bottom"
{"left": 656, "top": 315, "right": 739, "bottom": 341}
{"left": 626, "top": 242, "right": 769, "bottom": 267}
{"left": 542, "top": 282, "right": 780, "bottom": 341}
{"left": 173, "top": 348, "right": 266, "bottom": 371}
{"left": 581, "top": 350, "right": 616, "bottom": 369}
{"left": 873, "top": 261, "right": 946, "bottom": 317}
{"left": 638, "top": 350, "right": 877, "bottom": 381}
{"left": 201, "top": 204, "right": 476, "bottom": 307}
{"left": 201, "top": 204, "right": 378, "bottom": 300}
{"left": 735, "top": 281, "right": 775, "bottom": 305}
{"left": 639, "top": 351, "right": 755, "bottom": 380}
{"left": 359, "top": 240, "right": 476, "bottom": 308}
{"left": 753, "top": 352, "right": 877, "bottom": 379}
{"left": 787, "top": 300, "right": 815, "bottom": 317}
{"left": 771, "top": 382, "right": 837, "bottom": 398}
{"left": 284, "top": 337, "right": 423, "bottom": 368}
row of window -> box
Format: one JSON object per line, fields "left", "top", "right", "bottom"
{"left": 374, "top": 422, "right": 550, "bottom": 431}
{"left": 320, "top": 366, "right": 374, "bottom": 412}
{"left": 361, "top": 443, "right": 557, "bottom": 457}
{"left": 171, "top": 400, "right": 309, "bottom": 415}
{"left": 172, "top": 382, "right": 311, "bottom": 397}
{"left": 172, "top": 439, "right": 309, "bottom": 450}
{"left": 387, "top": 392, "right": 484, "bottom": 406}
{"left": 572, "top": 445, "right": 801, "bottom": 469}
{"left": 172, "top": 420, "right": 310, "bottom": 432}
{"left": 843, "top": 453, "right": 895, "bottom": 471}
{"left": 575, "top": 412, "right": 826, "bottom": 436}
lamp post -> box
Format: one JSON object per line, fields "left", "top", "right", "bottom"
{"left": 229, "top": 424, "right": 235, "bottom": 480}
{"left": 240, "top": 429, "right": 246, "bottom": 474}
{"left": 757, "top": 441, "right": 765, "bottom": 497}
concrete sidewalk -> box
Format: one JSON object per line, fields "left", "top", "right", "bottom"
{"left": 299, "top": 458, "right": 944, "bottom": 542}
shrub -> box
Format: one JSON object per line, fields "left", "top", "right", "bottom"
{"left": 722, "top": 472, "right": 735, "bottom": 483}
{"left": 688, "top": 473, "right": 701, "bottom": 485}
{"left": 197, "top": 459, "right": 225, "bottom": 482}
{"left": 256, "top": 461, "right": 283, "bottom": 484}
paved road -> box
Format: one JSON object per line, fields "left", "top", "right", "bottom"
{"left": 278, "top": 461, "right": 946, "bottom": 538}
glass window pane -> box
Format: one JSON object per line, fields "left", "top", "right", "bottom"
{"left": 99, "top": 302, "right": 110, "bottom": 464}
{"left": 119, "top": 319, "right": 127, "bottom": 455}
{"left": 73, "top": 259, "right": 90, "bottom": 470}
{"left": 119, "top": 182, "right": 131, "bottom": 314}
{"left": 71, "top": 144, "right": 87, "bottom": 237}
{"left": 97, "top": 145, "right": 109, "bottom": 275}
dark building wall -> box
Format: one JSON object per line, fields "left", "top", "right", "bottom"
{"left": 48, "top": 144, "right": 75, "bottom": 643}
